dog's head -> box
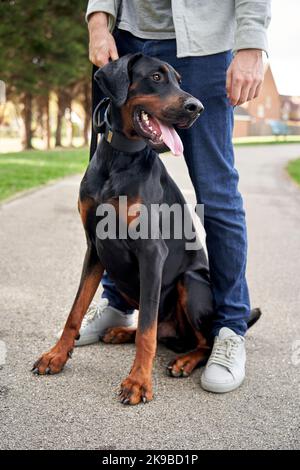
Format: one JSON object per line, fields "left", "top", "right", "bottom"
{"left": 94, "top": 53, "right": 203, "bottom": 155}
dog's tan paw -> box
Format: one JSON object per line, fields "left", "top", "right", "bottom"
{"left": 119, "top": 375, "right": 153, "bottom": 405}
{"left": 102, "top": 326, "right": 136, "bottom": 344}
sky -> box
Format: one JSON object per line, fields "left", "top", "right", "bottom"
{"left": 268, "top": 0, "right": 300, "bottom": 96}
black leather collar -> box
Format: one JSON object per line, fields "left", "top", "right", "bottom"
{"left": 93, "top": 98, "right": 147, "bottom": 153}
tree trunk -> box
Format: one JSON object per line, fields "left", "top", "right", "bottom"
{"left": 35, "top": 95, "right": 45, "bottom": 144}
{"left": 0, "top": 103, "right": 7, "bottom": 127}
{"left": 55, "top": 91, "right": 67, "bottom": 147}
{"left": 68, "top": 100, "right": 74, "bottom": 147}
{"left": 45, "top": 94, "right": 51, "bottom": 149}
{"left": 37, "top": 94, "right": 51, "bottom": 149}
{"left": 22, "top": 92, "right": 33, "bottom": 149}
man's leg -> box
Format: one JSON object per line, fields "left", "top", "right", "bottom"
{"left": 101, "top": 272, "right": 134, "bottom": 314}
{"left": 148, "top": 42, "right": 250, "bottom": 391}
{"left": 181, "top": 57, "right": 250, "bottom": 337}
{"left": 151, "top": 45, "right": 250, "bottom": 334}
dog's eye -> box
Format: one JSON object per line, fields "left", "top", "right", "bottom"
{"left": 152, "top": 73, "right": 162, "bottom": 82}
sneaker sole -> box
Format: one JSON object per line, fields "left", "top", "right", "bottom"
{"left": 56, "top": 330, "right": 101, "bottom": 347}
{"left": 56, "top": 314, "right": 137, "bottom": 348}
{"left": 74, "top": 335, "right": 101, "bottom": 347}
{"left": 200, "top": 376, "right": 245, "bottom": 393}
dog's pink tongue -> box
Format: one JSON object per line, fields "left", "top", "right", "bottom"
{"left": 157, "top": 119, "right": 183, "bottom": 156}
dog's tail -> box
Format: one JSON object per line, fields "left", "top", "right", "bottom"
{"left": 247, "top": 307, "right": 262, "bottom": 329}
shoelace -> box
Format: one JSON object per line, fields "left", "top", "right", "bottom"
{"left": 208, "top": 337, "right": 241, "bottom": 370}
{"left": 81, "top": 299, "right": 109, "bottom": 327}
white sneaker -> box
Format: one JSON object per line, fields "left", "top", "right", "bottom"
{"left": 201, "top": 327, "right": 246, "bottom": 393}
{"left": 56, "top": 299, "right": 136, "bottom": 347}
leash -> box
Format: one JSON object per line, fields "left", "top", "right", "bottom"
{"left": 92, "top": 98, "right": 147, "bottom": 154}
{"left": 90, "top": 65, "right": 101, "bottom": 160}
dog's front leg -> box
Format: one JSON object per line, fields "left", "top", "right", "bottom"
{"left": 32, "top": 241, "right": 103, "bottom": 375}
{"left": 119, "top": 241, "right": 168, "bottom": 405}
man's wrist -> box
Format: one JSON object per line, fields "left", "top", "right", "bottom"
{"left": 88, "top": 11, "right": 108, "bottom": 29}
{"left": 236, "top": 49, "right": 263, "bottom": 56}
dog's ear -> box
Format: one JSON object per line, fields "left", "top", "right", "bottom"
{"left": 94, "top": 53, "right": 143, "bottom": 107}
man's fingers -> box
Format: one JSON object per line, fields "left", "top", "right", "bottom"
{"left": 234, "top": 77, "right": 263, "bottom": 105}
{"left": 247, "top": 81, "right": 259, "bottom": 101}
{"left": 97, "top": 54, "right": 110, "bottom": 67}
{"left": 226, "top": 50, "right": 264, "bottom": 105}
{"left": 89, "top": 36, "right": 118, "bottom": 66}
{"left": 237, "top": 81, "right": 252, "bottom": 105}
{"left": 88, "top": 29, "right": 117, "bottom": 67}
{"left": 253, "top": 81, "right": 263, "bottom": 99}
{"left": 229, "top": 75, "right": 243, "bottom": 106}
{"left": 89, "top": 50, "right": 110, "bottom": 67}
{"left": 226, "top": 68, "right": 232, "bottom": 99}
{"left": 109, "top": 41, "right": 119, "bottom": 61}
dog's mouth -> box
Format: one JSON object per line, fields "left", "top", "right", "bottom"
{"left": 133, "top": 109, "right": 184, "bottom": 156}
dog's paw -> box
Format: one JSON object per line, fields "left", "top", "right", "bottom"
{"left": 32, "top": 346, "right": 71, "bottom": 375}
{"left": 167, "top": 348, "right": 209, "bottom": 378}
{"left": 102, "top": 326, "right": 136, "bottom": 344}
{"left": 119, "top": 375, "right": 153, "bottom": 405}
{"left": 167, "top": 356, "right": 193, "bottom": 378}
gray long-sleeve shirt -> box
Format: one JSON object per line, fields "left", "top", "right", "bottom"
{"left": 86, "top": 0, "right": 271, "bottom": 57}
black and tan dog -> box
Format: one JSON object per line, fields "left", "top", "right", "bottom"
{"left": 33, "top": 54, "right": 260, "bottom": 405}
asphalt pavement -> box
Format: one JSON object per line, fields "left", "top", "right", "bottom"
{"left": 0, "top": 144, "right": 300, "bottom": 450}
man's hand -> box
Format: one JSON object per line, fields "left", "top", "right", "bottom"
{"left": 226, "top": 49, "right": 264, "bottom": 106}
{"left": 88, "top": 12, "right": 119, "bottom": 67}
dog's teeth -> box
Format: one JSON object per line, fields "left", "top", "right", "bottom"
{"left": 153, "top": 130, "right": 157, "bottom": 134}
{"left": 159, "top": 136, "right": 163, "bottom": 141}
{"left": 149, "top": 126, "right": 153, "bottom": 130}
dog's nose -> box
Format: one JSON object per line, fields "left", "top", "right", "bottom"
{"left": 184, "top": 98, "right": 204, "bottom": 115}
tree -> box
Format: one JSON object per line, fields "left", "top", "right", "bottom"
{"left": 0, "top": 0, "right": 90, "bottom": 149}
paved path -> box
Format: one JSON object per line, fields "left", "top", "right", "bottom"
{"left": 0, "top": 144, "right": 300, "bottom": 450}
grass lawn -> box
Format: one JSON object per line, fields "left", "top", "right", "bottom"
{"left": 233, "top": 135, "right": 300, "bottom": 146}
{"left": 287, "top": 158, "right": 300, "bottom": 186}
{"left": 0, "top": 147, "right": 88, "bottom": 202}
{"left": 1, "top": 144, "right": 300, "bottom": 203}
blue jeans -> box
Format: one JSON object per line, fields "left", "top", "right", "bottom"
{"left": 101, "top": 29, "right": 250, "bottom": 336}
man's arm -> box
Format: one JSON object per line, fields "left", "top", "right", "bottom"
{"left": 226, "top": 0, "right": 271, "bottom": 106}
{"left": 86, "top": 0, "right": 119, "bottom": 67}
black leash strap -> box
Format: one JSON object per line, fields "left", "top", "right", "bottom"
{"left": 93, "top": 97, "right": 110, "bottom": 134}
{"left": 90, "top": 64, "right": 102, "bottom": 160}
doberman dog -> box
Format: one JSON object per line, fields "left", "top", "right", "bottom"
{"left": 33, "top": 54, "right": 261, "bottom": 405}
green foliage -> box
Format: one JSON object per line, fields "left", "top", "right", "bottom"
{"left": 287, "top": 158, "right": 300, "bottom": 186}
{"left": 0, "top": 0, "right": 89, "bottom": 97}
{"left": 0, "top": 147, "right": 88, "bottom": 201}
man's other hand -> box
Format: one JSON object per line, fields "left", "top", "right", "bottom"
{"left": 88, "top": 12, "right": 119, "bottom": 67}
{"left": 226, "top": 49, "right": 264, "bottom": 106}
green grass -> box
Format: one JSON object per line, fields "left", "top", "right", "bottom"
{"left": 2, "top": 144, "right": 300, "bottom": 203}
{"left": 0, "top": 147, "right": 88, "bottom": 202}
{"left": 233, "top": 135, "right": 300, "bottom": 146}
{"left": 287, "top": 158, "right": 300, "bottom": 186}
